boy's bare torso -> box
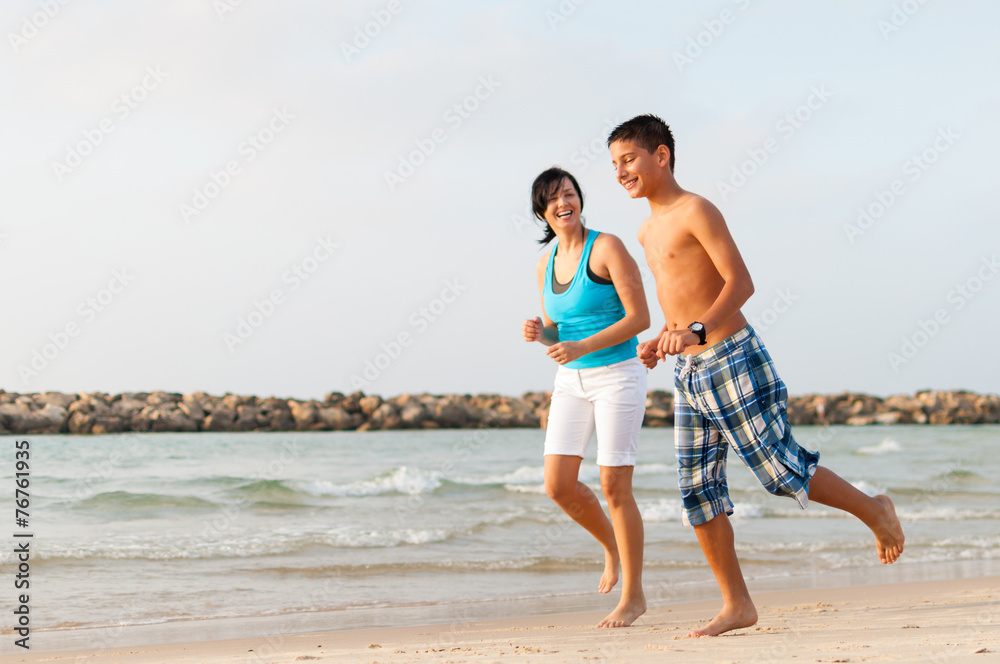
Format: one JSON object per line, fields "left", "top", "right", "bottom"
{"left": 639, "top": 192, "right": 748, "bottom": 353}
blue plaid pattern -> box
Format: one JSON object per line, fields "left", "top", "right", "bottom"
{"left": 673, "top": 325, "right": 820, "bottom": 526}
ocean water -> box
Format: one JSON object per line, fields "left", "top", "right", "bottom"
{"left": 1, "top": 425, "right": 998, "bottom": 651}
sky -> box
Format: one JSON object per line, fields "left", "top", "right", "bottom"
{"left": 2, "top": 0, "right": 998, "bottom": 401}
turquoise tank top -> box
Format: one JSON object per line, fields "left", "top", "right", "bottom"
{"left": 543, "top": 230, "right": 638, "bottom": 369}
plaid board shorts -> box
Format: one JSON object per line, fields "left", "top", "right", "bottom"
{"left": 673, "top": 325, "right": 820, "bottom": 526}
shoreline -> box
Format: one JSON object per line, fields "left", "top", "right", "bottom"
{"left": 9, "top": 560, "right": 1000, "bottom": 661}
{"left": 8, "top": 572, "right": 998, "bottom": 663}
{"left": 1, "top": 389, "right": 998, "bottom": 435}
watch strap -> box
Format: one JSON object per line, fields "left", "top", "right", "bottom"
{"left": 689, "top": 322, "right": 707, "bottom": 346}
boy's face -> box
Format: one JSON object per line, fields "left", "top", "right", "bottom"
{"left": 610, "top": 139, "right": 663, "bottom": 199}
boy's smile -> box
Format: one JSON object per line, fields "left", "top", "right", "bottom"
{"left": 610, "top": 139, "right": 649, "bottom": 198}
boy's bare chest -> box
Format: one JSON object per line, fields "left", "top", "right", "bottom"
{"left": 643, "top": 224, "right": 699, "bottom": 274}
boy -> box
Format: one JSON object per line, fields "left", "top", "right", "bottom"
{"left": 607, "top": 114, "right": 904, "bottom": 637}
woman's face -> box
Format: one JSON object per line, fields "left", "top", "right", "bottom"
{"left": 542, "top": 177, "right": 582, "bottom": 232}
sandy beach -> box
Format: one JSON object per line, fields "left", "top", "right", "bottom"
{"left": 8, "top": 576, "right": 998, "bottom": 664}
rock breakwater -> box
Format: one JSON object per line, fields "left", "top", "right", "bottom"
{"left": 0, "top": 389, "right": 996, "bottom": 435}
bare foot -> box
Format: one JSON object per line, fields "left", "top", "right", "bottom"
{"left": 597, "top": 597, "right": 646, "bottom": 628}
{"left": 873, "top": 495, "right": 905, "bottom": 564}
{"left": 687, "top": 600, "right": 757, "bottom": 637}
{"left": 598, "top": 550, "right": 619, "bottom": 594}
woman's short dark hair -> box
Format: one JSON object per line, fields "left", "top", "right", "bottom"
{"left": 530, "top": 167, "right": 584, "bottom": 245}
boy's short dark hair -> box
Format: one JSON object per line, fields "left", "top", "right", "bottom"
{"left": 607, "top": 114, "right": 675, "bottom": 172}
{"left": 530, "top": 167, "right": 584, "bottom": 245}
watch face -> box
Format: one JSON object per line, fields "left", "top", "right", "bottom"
{"left": 690, "top": 323, "right": 704, "bottom": 333}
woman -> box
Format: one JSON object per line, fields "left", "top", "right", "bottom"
{"left": 521, "top": 167, "right": 650, "bottom": 628}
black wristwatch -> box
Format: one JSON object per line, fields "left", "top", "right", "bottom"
{"left": 688, "top": 322, "right": 707, "bottom": 346}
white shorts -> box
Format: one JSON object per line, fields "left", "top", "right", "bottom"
{"left": 544, "top": 357, "right": 647, "bottom": 467}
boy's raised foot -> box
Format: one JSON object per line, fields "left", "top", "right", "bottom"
{"left": 598, "top": 551, "right": 619, "bottom": 594}
{"left": 874, "top": 494, "right": 905, "bottom": 564}
{"left": 687, "top": 600, "right": 757, "bottom": 637}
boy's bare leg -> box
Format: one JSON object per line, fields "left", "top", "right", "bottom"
{"left": 807, "top": 466, "right": 905, "bottom": 564}
{"left": 544, "top": 455, "right": 620, "bottom": 594}
{"left": 689, "top": 513, "right": 758, "bottom": 637}
{"left": 596, "top": 465, "right": 646, "bottom": 627}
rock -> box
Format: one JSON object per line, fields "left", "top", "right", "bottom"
{"left": 146, "top": 391, "right": 182, "bottom": 406}
{"left": 0, "top": 388, "right": 996, "bottom": 432}
{"left": 68, "top": 399, "right": 90, "bottom": 415}
{"left": 234, "top": 405, "right": 261, "bottom": 431}
{"left": 399, "top": 403, "right": 427, "bottom": 428}
{"left": 975, "top": 394, "right": 1000, "bottom": 423}
{"left": 341, "top": 392, "right": 365, "bottom": 414}
{"left": 360, "top": 395, "right": 384, "bottom": 417}
{"left": 1, "top": 403, "right": 67, "bottom": 434}
{"left": 268, "top": 409, "right": 295, "bottom": 431}
{"left": 787, "top": 398, "right": 818, "bottom": 426}
{"left": 184, "top": 392, "right": 208, "bottom": 407}
{"left": 391, "top": 393, "right": 418, "bottom": 409}
{"left": 36, "top": 392, "right": 78, "bottom": 409}
{"left": 368, "top": 402, "right": 401, "bottom": 430}
{"left": 318, "top": 406, "right": 360, "bottom": 430}
{"left": 224, "top": 393, "right": 255, "bottom": 410}
{"left": 68, "top": 411, "right": 95, "bottom": 434}
{"left": 289, "top": 401, "right": 318, "bottom": 430}
{"left": 873, "top": 412, "right": 902, "bottom": 425}
{"left": 645, "top": 406, "right": 670, "bottom": 420}
{"left": 0, "top": 403, "right": 29, "bottom": 417}
{"left": 112, "top": 398, "right": 146, "bottom": 418}
{"left": 91, "top": 417, "right": 125, "bottom": 434}
{"left": 203, "top": 408, "right": 237, "bottom": 432}
{"left": 179, "top": 400, "right": 205, "bottom": 421}
{"left": 643, "top": 403, "right": 672, "bottom": 427}
{"left": 146, "top": 407, "right": 198, "bottom": 433}
{"left": 433, "top": 402, "right": 468, "bottom": 428}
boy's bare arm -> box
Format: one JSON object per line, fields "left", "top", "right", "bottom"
{"left": 688, "top": 198, "right": 754, "bottom": 333}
